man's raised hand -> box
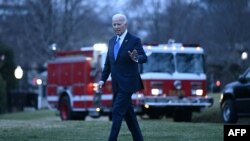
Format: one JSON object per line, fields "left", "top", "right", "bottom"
{"left": 128, "top": 49, "right": 138, "bottom": 62}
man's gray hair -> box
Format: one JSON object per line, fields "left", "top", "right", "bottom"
{"left": 112, "top": 13, "right": 127, "bottom": 24}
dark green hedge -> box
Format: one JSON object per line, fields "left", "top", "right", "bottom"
{"left": 0, "top": 42, "right": 16, "bottom": 114}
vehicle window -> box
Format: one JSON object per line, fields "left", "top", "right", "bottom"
{"left": 176, "top": 53, "right": 205, "bottom": 73}
{"left": 245, "top": 70, "right": 250, "bottom": 81}
{"left": 143, "top": 53, "right": 174, "bottom": 73}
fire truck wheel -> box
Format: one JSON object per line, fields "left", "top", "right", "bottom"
{"left": 221, "top": 99, "right": 238, "bottom": 123}
{"left": 59, "top": 96, "right": 87, "bottom": 120}
{"left": 59, "top": 96, "right": 72, "bottom": 120}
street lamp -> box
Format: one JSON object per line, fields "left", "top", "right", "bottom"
{"left": 50, "top": 43, "right": 57, "bottom": 51}
{"left": 14, "top": 65, "right": 23, "bottom": 91}
{"left": 241, "top": 51, "right": 248, "bottom": 70}
{"left": 241, "top": 51, "right": 248, "bottom": 60}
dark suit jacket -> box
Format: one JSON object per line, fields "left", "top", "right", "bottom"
{"left": 101, "top": 32, "right": 147, "bottom": 93}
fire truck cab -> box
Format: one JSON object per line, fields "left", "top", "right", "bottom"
{"left": 140, "top": 41, "right": 213, "bottom": 121}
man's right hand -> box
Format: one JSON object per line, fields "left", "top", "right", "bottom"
{"left": 98, "top": 81, "right": 104, "bottom": 89}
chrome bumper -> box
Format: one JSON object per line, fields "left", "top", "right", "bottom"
{"left": 143, "top": 96, "right": 213, "bottom": 107}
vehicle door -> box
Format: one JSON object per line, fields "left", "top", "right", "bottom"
{"left": 235, "top": 68, "right": 250, "bottom": 115}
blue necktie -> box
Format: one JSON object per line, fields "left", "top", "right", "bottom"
{"left": 114, "top": 37, "right": 120, "bottom": 60}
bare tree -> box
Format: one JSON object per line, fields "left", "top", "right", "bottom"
{"left": 0, "top": 0, "right": 111, "bottom": 68}
{"left": 202, "top": 0, "right": 250, "bottom": 84}
{"left": 124, "top": 0, "right": 204, "bottom": 43}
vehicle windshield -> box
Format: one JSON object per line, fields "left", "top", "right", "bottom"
{"left": 143, "top": 53, "right": 205, "bottom": 74}
{"left": 143, "top": 53, "right": 175, "bottom": 73}
{"left": 176, "top": 53, "right": 205, "bottom": 73}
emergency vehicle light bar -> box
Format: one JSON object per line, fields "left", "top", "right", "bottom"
{"left": 144, "top": 43, "right": 184, "bottom": 50}
{"left": 144, "top": 44, "right": 202, "bottom": 51}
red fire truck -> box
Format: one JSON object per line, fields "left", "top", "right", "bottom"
{"left": 46, "top": 41, "right": 213, "bottom": 121}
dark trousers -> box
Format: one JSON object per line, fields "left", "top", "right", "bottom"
{"left": 108, "top": 91, "right": 144, "bottom": 141}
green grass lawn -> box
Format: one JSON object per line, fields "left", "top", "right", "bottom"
{"left": 0, "top": 115, "right": 223, "bottom": 141}
{"left": 0, "top": 94, "right": 236, "bottom": 141}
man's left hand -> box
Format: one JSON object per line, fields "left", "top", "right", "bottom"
{"left": 128, "top": 49, "right": 138, "bottom": 62}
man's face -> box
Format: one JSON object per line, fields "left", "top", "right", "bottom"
{"left": 112, "top": 16, "right": 127, "bottom": 36}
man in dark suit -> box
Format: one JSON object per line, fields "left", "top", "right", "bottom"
{"left": 98, "top": 13, "right": 147, "bottom": 141}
